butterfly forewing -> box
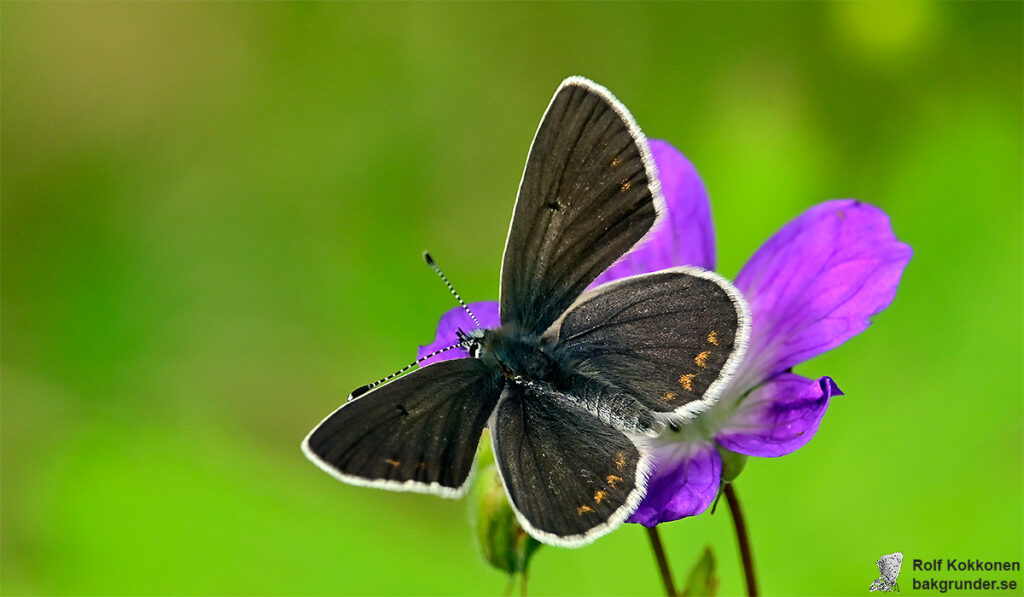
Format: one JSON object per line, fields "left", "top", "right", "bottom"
{"left": 551, "top": 268, "right": 749, "bottom": 420}
{"left": 490, "top": 382, "right": 650, "bottom": 546}
{"left": 303, "top": 358, "right": 502, "bottom": 496}
{"left": 500, "top": 77, "right": 661, "bottom": 335}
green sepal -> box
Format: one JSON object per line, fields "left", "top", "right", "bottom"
{"left": 716, "top": 444, "right": 748, "bottom": 484}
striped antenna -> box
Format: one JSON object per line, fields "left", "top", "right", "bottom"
{"left": 423, "top": 252, "right": 481, "bottom": 329}
{"left": 348, "top": 340, "right": 471, "bottom": 401}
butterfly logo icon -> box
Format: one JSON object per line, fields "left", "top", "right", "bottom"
{"left": 869, "top": 552, "right": 903, "bottom": 593}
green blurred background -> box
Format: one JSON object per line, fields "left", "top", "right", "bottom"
{"left": 3, "top": 2, "right": 1022, "bottom": 595}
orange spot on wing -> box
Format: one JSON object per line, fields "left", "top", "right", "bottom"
{"left": 678, "top": 373, "right": 695, "bottom": 391}
{"left": 577, "top": 505, "right": 595, "bottom": 515}
{"left": 384, "top": 458, "right": 401, "bottom": 467}
{"left": 594, "top": 490, "right": 608, "bottom": 504}
{"left": 659, "top": 391, "right": 677, "bottom": 403}
{"left": 695, "top": 351, "right": 711, "bottom": 368}
{"left": 707, "top": 330, "right": 719, "bottom": 345}
{"left": 606, "top": 475, "right": 623, "bottom": 487}
{"left": 620, "top": 178, "right": 632, "bottom": 192}
{"left": 610, "top": 156, "right": 621, "bottom": 167}
{"left": 615, "top": 452, "right": 627, "bottom": 471}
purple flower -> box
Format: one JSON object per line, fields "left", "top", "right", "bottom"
{"left": 418, "top": 140, "right": 912, "bottom": 528}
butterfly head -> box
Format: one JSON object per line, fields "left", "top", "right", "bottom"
{"left": 455, "top": 327, "right": 487, "bottom": 359}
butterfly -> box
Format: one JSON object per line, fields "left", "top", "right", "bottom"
{"left": 870, "top": 552, "right": 903, "bottom": 593}
{"left": 302, "top": 76, "right": 749, "bottom": 547}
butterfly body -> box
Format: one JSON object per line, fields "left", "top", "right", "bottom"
{"left": 304, "top": 77, "right": 750, "bottom": 546}
{"left": 477, "top": 326, "right": 558, "bottom": 382}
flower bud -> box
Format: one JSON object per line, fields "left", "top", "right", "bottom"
{"left": 681, "top": 546, "right": 719, "bottom": 597}
{"left": 470, "top": 456, "right": 541, "bottom": 577}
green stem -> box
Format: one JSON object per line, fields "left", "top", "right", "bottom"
{"left": 646, "top": 526, "right": 678, "bottom": 597}
{"left": 724, "top": 483, "right": 758, "bottom": 597}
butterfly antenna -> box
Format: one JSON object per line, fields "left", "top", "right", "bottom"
{"left": 423, "top": 251, "right": 482, "bottom": 329}
{"left": 349, "top": 340, "right": 471, "bottom": 400}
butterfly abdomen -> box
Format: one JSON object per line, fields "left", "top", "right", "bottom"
{"left": 478, "top": 327, "right": 659, "bottom": 436}
{"left": 556, "top": 372, "right": 660, "bottom": 436}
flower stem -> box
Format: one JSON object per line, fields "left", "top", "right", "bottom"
{"left": 646, "top": 526, "right": 678, "bottom": 597}
{"left": 724, "top": 483, "right": 758, "bottom": 597}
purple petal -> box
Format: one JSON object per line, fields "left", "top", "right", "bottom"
{"left": 416, "top": 301, "right": 500, "bottom": 366}
{"left": 734, "top": 200, "right": 912, "bottom": 386}
{"left": 628, "top": 442, "right": 721, "bottom": 527}
{"left": 715, "top": 374, "right": 843, "bottom": 457}
{"left": 592, "top": 140, "right": 715, "bottom": 287}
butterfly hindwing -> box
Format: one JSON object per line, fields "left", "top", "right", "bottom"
{"left": 550, "top": 267, "right": 749, "bottom": 420}
{"left": 303, "top": 358, "right": 503, "bottom": 497}
{"left": 490, "top": 381, "right": 651, "bottom": 546}
{"left": 500, "top": 77, "right": 662, "bottom": 335}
